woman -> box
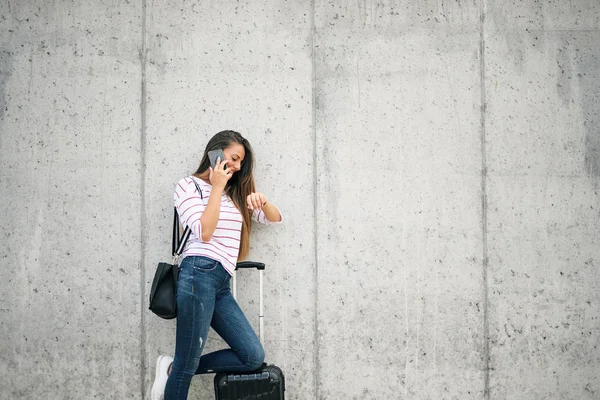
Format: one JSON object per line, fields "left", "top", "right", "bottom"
{"left": 151, "top": 130, "right": 282, "bottom": 399}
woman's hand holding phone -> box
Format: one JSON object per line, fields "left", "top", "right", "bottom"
{"left": 209, "top": 157, "right": 232, "bottom": 189}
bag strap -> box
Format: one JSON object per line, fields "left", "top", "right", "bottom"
{"left": 172, "top": 177, "right": 204, "bottom": 257}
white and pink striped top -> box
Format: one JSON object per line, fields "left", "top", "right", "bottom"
{"left": 174, "top": 176, "right": 280, "bottom": 275}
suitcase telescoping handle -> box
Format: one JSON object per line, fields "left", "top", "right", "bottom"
{"left": 234, "top": 261, "right": 266, "bottom": 343}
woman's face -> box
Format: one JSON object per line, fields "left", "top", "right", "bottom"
{"left": 222, "top": 142, "right": 246, "bottom": 174}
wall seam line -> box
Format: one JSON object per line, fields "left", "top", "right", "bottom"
{"left": 139, "top": 0, "right": 148, "bottom": 398}
{"left": 479, "top": 1, "right": 490, "bottom": 399}
{"left": 310, "top": 0, "right": 320, "bottom": 398}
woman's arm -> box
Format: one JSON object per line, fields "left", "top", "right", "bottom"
{"left": 199, "top": 185, "right": 224, "bottom": 241}
{"left": 261, "top": 200, "right": 282, "bottom": 222}
{"left": 199, "top": 158, "right": 232, "bottom": 241}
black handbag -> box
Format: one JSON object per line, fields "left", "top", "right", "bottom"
{"left": 149, "top": 178, "right": 203, "bottom": 319}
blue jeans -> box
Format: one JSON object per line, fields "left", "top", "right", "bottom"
{"left": 164, "top": 256, "right": 264, "bottom": 399}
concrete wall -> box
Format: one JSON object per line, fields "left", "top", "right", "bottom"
{"left": 1, "top": 1, "right": 598, "bottom": 399}
{"left": 1, "top": 1, "right": 143, "bottom": 399}
{"left": 485, "top": 2, "right": 600, "bottom": 398}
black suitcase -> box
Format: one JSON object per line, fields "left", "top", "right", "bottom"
{"left": 214, "top": 261, "right": 286, "bottom": 400}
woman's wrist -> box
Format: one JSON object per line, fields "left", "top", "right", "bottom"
{"left": 212, "top": 185, "right": 225, "bottom": 194}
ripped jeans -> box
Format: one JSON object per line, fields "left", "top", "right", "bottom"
{"left": 164, "top": 256, "right": 264, "bottom": 399}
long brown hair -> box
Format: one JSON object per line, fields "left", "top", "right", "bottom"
{"left": 194, "top": 130, "right": 255, "bottom": 261}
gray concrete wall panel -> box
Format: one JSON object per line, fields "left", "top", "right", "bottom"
{"left": 485, "top": 1, "right": 600, "bottom": 399}
{"left": 0, "top": 1, "right": 143, "bottom": 399}
{"left": 141, "top": 1, "right": 315, "bottom": 399}
{"left": 2, "top": 1, "right": 600, "bottom": 399}
{"left": 314, "top": 1, "right": 484, "bottom": 398}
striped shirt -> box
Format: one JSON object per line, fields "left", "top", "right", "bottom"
{"left": 174, "top": 176, "right": 280, "bottom": 275}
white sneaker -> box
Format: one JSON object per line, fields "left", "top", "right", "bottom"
{"left": 151, "top": 355, "right": 173, "bottom": 400}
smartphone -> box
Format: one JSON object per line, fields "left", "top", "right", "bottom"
{"left": 207, "top": 149, "right": 226, "bottom": 170}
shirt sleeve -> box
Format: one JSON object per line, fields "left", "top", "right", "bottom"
{"left": 174, "top": 177, "right": 206, "bottom": 239}
{"left": 252, "top": 207, "right": 283, "bottom": 225}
